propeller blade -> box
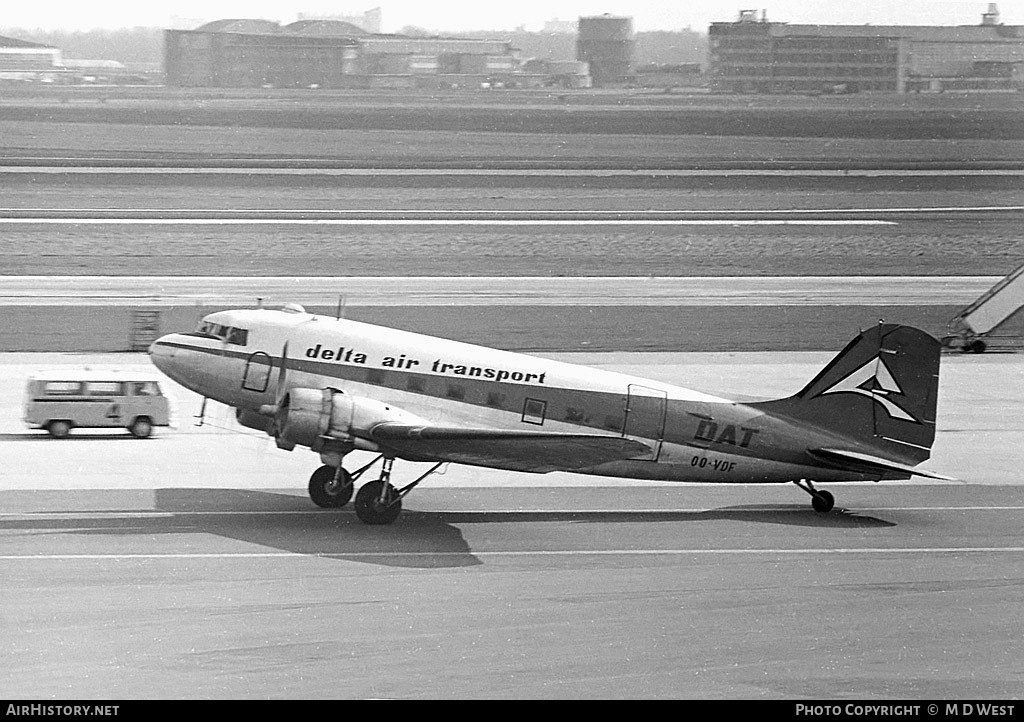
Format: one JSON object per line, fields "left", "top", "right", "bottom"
{"left": 275, "top": 342, "right": 289, "bottom": 405}
{"left": 267, "top": 342, "right": 291, "bottom": 441}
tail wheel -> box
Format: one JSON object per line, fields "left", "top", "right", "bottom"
{"left": 308, "top": 465, "right": 353, "bottom": 508}
{"left": 811, "top": 490, "right": 835, "bottom": 513}
{"left": 354, "top": 480, "right": 402, "bottom": 525}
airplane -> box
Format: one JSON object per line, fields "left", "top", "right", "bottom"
{"left": 148, "top": 303, "right": 952, "bottom": 525}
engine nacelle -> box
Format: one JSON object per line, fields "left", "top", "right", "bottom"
{"left": 236, "top": 407, "right": 274, "bottom": 434}
{"left": 274, "top": 387, "right": 427, "bottom": 452}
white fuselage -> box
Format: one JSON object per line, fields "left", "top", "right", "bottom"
{"left": 149, "top": 308, "right": 880, "bottom": 484}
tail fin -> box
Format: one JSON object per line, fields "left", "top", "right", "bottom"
{"left": 754, "top": 324, "right": 941, "bottom": 464}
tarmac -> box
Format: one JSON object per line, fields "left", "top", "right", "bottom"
{"left": 2, "top": 351, "right": 1022, "bottom": 698}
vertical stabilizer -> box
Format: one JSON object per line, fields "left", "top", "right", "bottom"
{"left": 754, "top": 324, "right": 940, "bottom": 463}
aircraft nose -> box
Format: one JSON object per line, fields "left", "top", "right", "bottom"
{"left": 148, "top": 333, "right": 213, "bottom": 399}
{"left": 148, "top": 335, "right": 178, "bottom": 375}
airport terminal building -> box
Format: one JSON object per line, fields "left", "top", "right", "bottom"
{"left": 164, "top": 19, "right": 520, "bottom": 89}
{"left": 708, "top": 7, "right": 1024, "bottom": 93}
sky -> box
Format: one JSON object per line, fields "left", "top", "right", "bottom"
{"left": 2, "top": 1, "right": 1020, "bottom": 33}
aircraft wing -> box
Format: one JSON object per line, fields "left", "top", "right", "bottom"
{"left": 368, "top": 424, "right": 651, "bottom": 473}
{"left": 809, "top": 447, "right": 957, "bottom": 481}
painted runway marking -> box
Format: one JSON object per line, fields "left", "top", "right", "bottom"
{"left": 0, "top": 219, "right": 896, "bottom": 226}
{"left": 2, "top": 548, "right": 1024, "bottom": 561}
{"left": 1, "top": 206, "right": 1021, "bottom": 214}
{"left": 2, "top": 167, "right": 1023, "bottom": 177}
{"left": 0, "top": 274, "right": 994, "bottom": 307}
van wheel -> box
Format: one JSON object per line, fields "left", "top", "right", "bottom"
{"left": 129, "top": 417, "right": 153, "bottom": 439}
{"left": 47, "top": 420, "right": 72, "bottom": 439}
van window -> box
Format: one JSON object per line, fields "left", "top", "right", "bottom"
{"left": 85, "top": 382, "right": 125, "bottom": 396}
{"left": 43, "top": 381, "right": 83, "bottom": 396}
{"left": 131, "top": 381, "right": 162, "bottom": 396}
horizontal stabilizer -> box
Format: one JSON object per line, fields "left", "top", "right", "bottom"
{"left": 809, "top": 447, "right": 957, "bottom": 481}
{"left": 369, "top": 424, "right": 650, "bottom": 473}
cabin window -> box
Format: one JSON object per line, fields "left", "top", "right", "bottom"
{"left": 42, "top": 381, "right": 82, "bottom": 396}
{"left": 486, "top": 392, "right": 506, "bottom": 408}
{"left": 407, "top": 376, "right": 426, "bottom": 393}
{"left": 86, "top": 382, "right": 125, "bottom": 396}
{"left": 446, "top": 384, "right": 466, "bottom": 401}
{"left": 367, "top": 369, "right": 386, "bottom": 385}
{"left": 522, "top": 398, "right": 546, "bottom": 426}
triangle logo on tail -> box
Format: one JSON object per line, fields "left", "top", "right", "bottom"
{"left": 814, "top": 356, "right": 919, "bottom": 423}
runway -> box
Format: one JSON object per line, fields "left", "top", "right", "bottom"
{"left": 2, "top": 350, "right": 1022, "bottom": 697}
{"left": 1, "top": 202, "right": 1019, "bottom": 278}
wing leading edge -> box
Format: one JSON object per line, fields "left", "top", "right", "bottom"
{"left": 368, "top": 424, "right": 650, "bottom": 473}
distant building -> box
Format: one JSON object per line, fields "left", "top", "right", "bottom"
{"left": 0, "top": 35, "right": 61, "bottom": 81}
{"left": 576, "top": 14, "right": 634, "bottom": 86}
{"left": 521, "top": 58, "right": 591, "bottom": 88}
{"left": 297, "top": 8, "right": 383, "bottom": 35}
{"left": 164, "top": 19, "right": 521, "bottom": 89}
{"left": 542, "top": 19, "right": 577, "bottom": 35}
{"left": 709, "top": 6, "right": 1024, "bottom": 93}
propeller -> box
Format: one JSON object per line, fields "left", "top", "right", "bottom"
{"left": 266, "top": 342, "right": 297, "bottom": 449}
{"left": 275, "top": 341, "right": 290, "bottom": 405}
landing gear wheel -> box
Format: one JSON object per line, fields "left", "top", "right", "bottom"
{"left": 354, "top": 480, "right": 402, "bottom": 525}
{"left": 811, "top": 490, "right": 835, "bottom": 513}
{"left": 308, "top": 465, "right": 353, "bottom": 508}
{"left": 968, "top": 340, "right": 987, "bottom": 354}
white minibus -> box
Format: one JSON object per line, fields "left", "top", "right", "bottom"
{"left": 24, "top": 371, "right": 172, "bottom": 438}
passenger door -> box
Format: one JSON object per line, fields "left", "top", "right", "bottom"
{"left": 623, "top": 385, "right": 667, "bottom": 461}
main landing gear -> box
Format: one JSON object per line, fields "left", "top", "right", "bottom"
{"left": 308, "top": 455, "right": 383, "bottom": 509}
{"left": 307, "top": 455, "right": 444, "bottom": 525}
{"left": 794, "top": 479, "right": 835, "bottom": 513}
{"left": 308, "top": 465, "right": 354, "bottom": 508}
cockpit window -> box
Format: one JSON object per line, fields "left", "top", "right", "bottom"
{"left": 195, "top": 321, "right": 249, "bottom": 346}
